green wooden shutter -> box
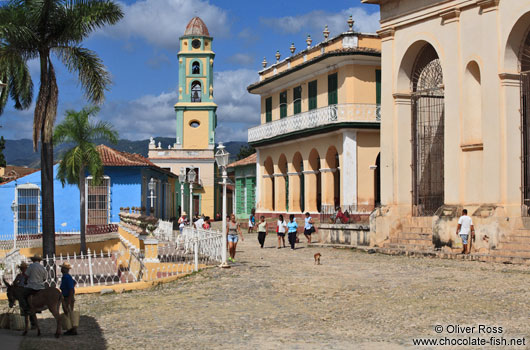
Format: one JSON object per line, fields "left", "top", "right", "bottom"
{"left": 328, "top": 73, "right": 338, "bottom": 105}
{"left": 308, "top": 80, "right": 317, "bottom": 110}
{"left": 265, "top": 97, "right": 272, "bottom": 123}
{"left": 246, "top": 177, "right": 255, "bottom": 214}
{"left": 280, "top": 91, "right": 287, "bottom": 118}
{"left": 293, "top": 86, "right": 301, "bottom": 114}
{"left": 376, "top": 69, "right": 381, "bottom": 105}
{"left": 236, "top": 178, "right": 245, "bottom": 214}
{"left": 285, "top": 176, "right": 289, "bottom": 212}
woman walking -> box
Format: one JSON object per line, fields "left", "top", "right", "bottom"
{"left": 287, "top": 214, "right": 298, "bottom": 250}
{"left": 227, "top": 214, "right": 244, "bottom": 262}
{"left": 276, "top": 214, "right": 287, "bottom": 248}
{"left": 304, "top": 212, "right": 315, "bottom": 243}
{"left": 257, "top": 216, "right": 267, "bottom": 248}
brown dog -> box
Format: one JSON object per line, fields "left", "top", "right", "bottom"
{"left": 314, "top": 253, "right": 321, "bottom": 265}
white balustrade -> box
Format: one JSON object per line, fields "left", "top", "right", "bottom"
{"left": 248, "top": 103, "right": 381, "bottom": 143}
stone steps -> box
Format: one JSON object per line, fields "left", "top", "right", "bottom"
{"left": 501, "top": 235, "right": 530, "bottom": 244}
{"left": 496, "top": 241, "right": 530, "bottom": 251}
{"left": 490, "top": 249, "right": 530, "bottom": 258}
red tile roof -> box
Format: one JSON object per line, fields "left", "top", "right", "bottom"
{"left": 227, "top": 153, "right": 257, "bottom": 168}
{"left": 97, "top": 145, "right": 157, "bottom": 167}
{"left": 184, "top": 17, "right": 210, "bottom": 37}
{"left": 0, "top": 166, "right": 39, "bottom": 185}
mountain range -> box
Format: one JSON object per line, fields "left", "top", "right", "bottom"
{"left": 3, "top": 138, "right": 248, "bottom": 169}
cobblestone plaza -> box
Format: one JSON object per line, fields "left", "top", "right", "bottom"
{"left": 15, "top": 237, "right": 530, "bottom": 350}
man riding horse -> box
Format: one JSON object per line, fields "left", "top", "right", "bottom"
{"left": 3, "top": 254, "right": 63, "bottom": 337}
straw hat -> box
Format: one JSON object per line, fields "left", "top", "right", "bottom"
{"left": 182, "top": 211, "right": 188, "bottom": 216}
{"left": 59, "top": 262, "right": 72, "bottom": 270}
{"left": 18, "top": 261, "right": 28, "bottom": 269}
{"left": 29, "top": 254, "right": 42, "bottom": 262}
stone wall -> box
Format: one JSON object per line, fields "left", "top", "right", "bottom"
{"left": 317, "top": 223, "right": 371, "bottom": 246}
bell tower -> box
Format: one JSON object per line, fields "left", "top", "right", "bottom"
{"left": 175, "top": 17, "right": 217, "bottom": 149}
{"left": 148, "top": 17, "right": 218, "bottom": 219}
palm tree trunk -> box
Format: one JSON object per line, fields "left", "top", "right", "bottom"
{"left": 40, "top": 138, "right": 55, "bottom": 258}
{"left": 35, "top": 52, "right": 57, "bottom": 259}
{"left": 80, "top": 167, "right": 87, "bottom": 255}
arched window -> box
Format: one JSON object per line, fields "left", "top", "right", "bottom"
{"left": 192, "top": 61, "right": 200, "bottom": 75}
{"left": 520, "top": 29, "right": 530, "bottom": 210}
{"left": 191, "top": 81, "right": 202, "bottom": 102}
{"left": 411, "top": 44, "right": 444, "bottom": 216}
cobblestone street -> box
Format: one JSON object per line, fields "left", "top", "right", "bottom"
{"left": 12, "top": 234, "right": 530, "bottom": 350}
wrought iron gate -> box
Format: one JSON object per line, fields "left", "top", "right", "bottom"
{"left": 411, "top": 45, "right": 445, "bottom": 216}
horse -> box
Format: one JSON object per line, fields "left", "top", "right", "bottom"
{"left": 3, "top": 278, "right": 63, "bottom": 338}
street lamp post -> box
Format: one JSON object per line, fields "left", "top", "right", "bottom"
{"left": 215, "top": 143, "right": 230, "bottom": 268}
{"left": 179, "top": 168, "right": 186, "bottom": 216}
{"left": 148, "top": 178, "right": 156, "bottom": 216}
{"left": 10, "top": 200, "right": 17, "bottom": 250}
{"left": 187, "top": 167, "right": 197, "bottom": 219}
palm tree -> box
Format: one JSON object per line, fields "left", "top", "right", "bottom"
{"left": 0, "top": 1, "right": 123, "bottom": 257}
{"left": 54, "top": 106, "right": 118, "bottom": 254}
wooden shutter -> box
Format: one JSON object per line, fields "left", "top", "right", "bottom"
{"left": 376, "top": 69, "right": 381, "bottom": 105}
{"left": 293, "top": 86, "right": 301, "bottom": 114}
{"left": 280, "top": 91, "right": 287, "bottom": 118}
{"left": 265, "top": 97, "right": 272, "bottom": 123}
{"left": 328, "top": 73, "right": 338, "bottom": 105}
{"left": 308, "top": 80, "right": 317, "bottom": 110}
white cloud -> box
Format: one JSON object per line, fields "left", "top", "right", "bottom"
{"left": 2, "top": 68, "right": 260, "bottom": 142}
{"left": 92, "top": 69, "right": 260, "bottom": 142}
{"left": 261, "top": 7, "right": 380, "bottom": 36}
{"left": 101, "top": 0, "right": 230, "bottom": 49}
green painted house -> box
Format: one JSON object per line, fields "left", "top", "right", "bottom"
{"left": 227, "top": 153, "right": 256, "bottom": 220}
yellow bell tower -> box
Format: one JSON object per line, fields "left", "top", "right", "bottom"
{"left": 149, "top": 17, "right": 217, "bottom": 218}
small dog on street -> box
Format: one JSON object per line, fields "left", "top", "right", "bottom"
{"left": 314, "top": 252, "right": 321, "bottom": 265}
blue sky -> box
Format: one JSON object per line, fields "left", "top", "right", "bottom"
{"left": 0, "top": 0, "right": 380, "bottom": 142}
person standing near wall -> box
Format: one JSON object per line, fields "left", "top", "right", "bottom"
{"left": 456, "top": 209, "right": 475, "bottom": 254}
{"left": 248, "top": 208, "right": 256, "bottom": 233}
{"left": 287, "top": 214, "right": 298, "bottom": 250}
{"left": 276, "top": 214, "right": 287, "bottom": 249}
{"left": 257, "top": 216, "right": 267, "bottom": 248}
{"left": 304, "top": 212, "right": 315, "bottom": 244}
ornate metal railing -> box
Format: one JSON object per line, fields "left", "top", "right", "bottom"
{"left": 248, "top": 103, "right": 381, "bottom": 143}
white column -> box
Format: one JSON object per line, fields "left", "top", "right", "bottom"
{"left": 342, "top": 131, "right": 357, "bottom": 207}
{"left": 189, "top": 183, "right": 194, "bottom": 217}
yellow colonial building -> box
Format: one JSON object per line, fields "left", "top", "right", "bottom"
{"left": 248, "top": 19, "right": 382, "bottom": 220}
{"left": 149, "top": 17, "right": 217, "bottom": 218}
{"left": 364, "top": 0, "right": 530, "bottom": 262}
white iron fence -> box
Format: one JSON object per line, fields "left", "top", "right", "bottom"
{"left": 0, "top": 226, "right": 222, "bottom": 293}
{"left": 248, "top": 103, "right": 381, "bottom": 143}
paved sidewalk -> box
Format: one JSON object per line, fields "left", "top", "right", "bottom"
{"left": 11, "top": 234, "right": 530, "bottom": 350}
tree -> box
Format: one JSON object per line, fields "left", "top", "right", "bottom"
{"left": 54, "top": 106, "right": 118, "bottom": 254}
{"left": 0, "top": 0, "right": 123, "bottom": 257}
{"left": 236, "top": 145, "right": 256, "bottom": 161}
{"left": 0, "top": 136, "right": 5, "bottom": 167}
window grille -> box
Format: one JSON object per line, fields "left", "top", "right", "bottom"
{"left": 16, "top": 185, "right": 41, "bottom": 235}
{"left": 411, "top": 44, "right": 445, "bottom": 216}
{"left": 86, "top": 177, "right": 110, "bottom": 225}
{"left": 192, "top": 61, "right": 200, "bottom": 74}
{"left": 521, "top": 30, "right": 530, "bottom": 214}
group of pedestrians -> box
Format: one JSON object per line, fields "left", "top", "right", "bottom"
{"left": 253, "top": 212, "right": 315, "bottom": 250}
{"left": 177, "top": 212, "right": 212, "bottom": 233}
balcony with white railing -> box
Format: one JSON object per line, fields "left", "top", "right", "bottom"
{"left": 248, "top": 103, "right": 381, "bottom": 144}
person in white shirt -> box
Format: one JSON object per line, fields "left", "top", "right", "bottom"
{"left": 178, "top": 212, "right": 188, "bottom": 234}
{"left": 195, "top": 215, "right": 205, "bottom": 230}
{"left": 276, "top": 214, "right": 287, "bottom": 249}
{"left": 20, "top": 255, "right": 47, "bottom": 317}
{"left": 456, "top": 209, "right": 475, "bottom": 254}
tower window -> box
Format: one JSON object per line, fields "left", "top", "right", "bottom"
{"left": 192, "top": 61, "right": 200, "bottom": 75}
{"left": 192, "top": 39, "right": 201, "bottom": 49}
{"left": 191, "top": 81, "right": 202, "bottom": 102}
{"left": 190, "top": 120, "right": 200, "bottom": 128}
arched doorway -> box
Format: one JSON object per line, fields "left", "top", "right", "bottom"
{"left": 411, "top": 44, "right": 445, "bottom": 216}
{"left": 308, "top": 149, "right": 321, "bottom": 213}
{"left": 521, "top": 28, "right": 530, "bottom": 210}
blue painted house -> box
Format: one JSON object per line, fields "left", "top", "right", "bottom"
{"left": 0, "top": 145, "right": 177, "bottom": 239}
